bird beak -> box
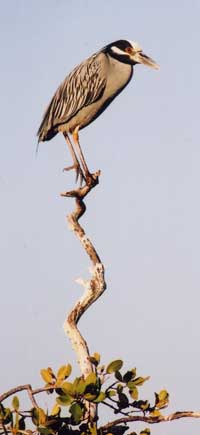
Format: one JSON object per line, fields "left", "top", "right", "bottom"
{"left": 133, "top": 51, "right": 159, "bottom": 70}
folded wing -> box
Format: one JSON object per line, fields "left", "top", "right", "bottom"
{"left": 37, "top": 53, "right": 107, "bottom": 142}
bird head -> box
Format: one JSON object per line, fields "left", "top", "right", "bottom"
{"left": 104, "top": 40, "right": 159, "bottom": 69}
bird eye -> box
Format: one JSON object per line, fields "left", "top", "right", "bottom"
{"left": 125, "top": 47, "right": 133, "bottom": 54}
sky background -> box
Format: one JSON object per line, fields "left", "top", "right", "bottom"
{"left": 1, "top": 1, "right": 200, "bottom": 434}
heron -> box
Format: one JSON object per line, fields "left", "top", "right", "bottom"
{"left": 37, "top": 40, "right": 159, "bottom": 183}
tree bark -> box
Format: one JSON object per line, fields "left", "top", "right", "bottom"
{"left": 61, "top": 172, "right": 106, "bottom": 420}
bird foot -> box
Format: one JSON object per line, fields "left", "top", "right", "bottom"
{"left": 63, "top": 163, "right": 85, "bottom": 185}
{"left": 60, "top": 170, "right": 101, "bottom": 199}
{"left": 85, "top": 170, "right": 101, "bottom": 188}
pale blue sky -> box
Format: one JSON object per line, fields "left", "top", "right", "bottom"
{"left": 1, "top": 1, "right": 200, "bottom": 434}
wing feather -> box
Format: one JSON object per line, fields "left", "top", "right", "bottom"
{"left": 37, "top": 53, "right": 107, "bottom": 141}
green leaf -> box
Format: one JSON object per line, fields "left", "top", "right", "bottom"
{"left": 90, "top": 425, "right": 98, "bottom": 435}
{"left": 110, "top": 426, "right": 129, "bottom": 435}
{"left": 61, "top": 382, "right": 73, "bottom": 395}
{"left": 73, "top": 378, "right": 86, "bottom": 395}
{"left": 118, "top": 392, "right": 129, "bottom": 409}
{"left": 127, "top": 381, "right": 136, "bottom": 390}
{"left": 155, "top": 390, "right": 169, "bottom": 409}
{"left": 131, "top": 368, "right": 137, "bottom": 378}
{"left": 158, "top": 390, "right": 169, "bottom": 401}
{"left": 75, "top": 378, "right": 86, "bottom": 394}
{"left": 32, "top": 408, "right": 39, "bottom": 426}
{"left": 56, "top": 394, "right": 72, "bottom": 406}
{"left": 40, "top": 369, "right": 54, "bottom": 384}
{"left": 57, "top": 364, "right": 72, "bottom": 381}
{"left": 0, "top": 402, "right": 5, "bottom": 415}
{"left": 149, "top": 409, "right": 161, "bottom": 417}
{"left": 106, "top": 360, "right": 123, "bottom": 374}
{"left": 69, "top": 403, "right": 83, "bottom": 424}
{"left": 69, "top": 377, "right": 86, "bottom": 396}
{"left": 85, "top": 372, "right": 97, "bottom": 386}
{"left": 47, "top": 367, "right": 56, "bottom": 378}
{"left": 3, "top": 408, "right": 13, "bottom": 425}
{"left": 107, "top": 390, "right": 116, "bottom": 397}
{"left": 140, "top": 401, "right": 150, "bottom": 411}
{"left": 12, "top": 396, "right": 20, "bottom": 411}
{"left": 115, "top": 371, "right": 123, "bottom": 381}
{"left": 38, "top": 408, "right": 46, "bottom": 425}
{"left": 38, "top": 428, "right": 53, "bottom": 435}
{"left": 93, "top": 392, "right": 106, "bottom": 402}
{"left": 132, "top": 377, "right": 150, "bottom": 386}
{"left": 14, "top": 412, "right": 19, "bottom": 430}
{"left": 129, "top": 387, "right": 138, "bottom": 400}
{"left": 123, "top": 371, "right": 135, "bottom": 383}
{"left": 84, "top": 392, "right": 98, "bottom": 401}
{"left": 89, "top": 352, "right": 100, "bottom": 366}
{"left": 117, "top": 384, "right": 123, "bottom": 393}
{"left": 140, "top": 429, "right": 150, "bottom": 435}
{"left": 51, "top": 404, "right": 61, "bottom": 416}
{"left": 18, "top": 417, "right": 25, "bottom": 430}
{"left": 31, "top": 408, "right": 46, "bottom": 426}
{"left": 93, "top": 352, "right": 100, "bottom": 363}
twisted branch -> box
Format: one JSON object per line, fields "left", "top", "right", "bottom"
{"left": 61, "top": 172, "right": 106, "bottom": 419}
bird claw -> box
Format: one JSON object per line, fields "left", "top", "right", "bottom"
{"left": 85, "top": 170, "right": 101, "bottom": 188}
{"left": 63, "top": 163, "right": 85, "bottom": 185}
{"left": 63, "top": 165, "right": 75, "bottom": 172}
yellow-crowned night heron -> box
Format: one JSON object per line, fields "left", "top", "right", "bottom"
{"left": 37, "top": 40, "right": 159, "bottom": 182}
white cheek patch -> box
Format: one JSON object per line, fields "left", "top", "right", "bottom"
{"left": 128, "top": 40, "right": 142, "bottom": 52}
{"left": 111, "top": 46, "right": 127, "bottom": 56}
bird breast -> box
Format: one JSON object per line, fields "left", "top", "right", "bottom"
{"left": 104, "top": 54, "right": 133, "bottom": 101}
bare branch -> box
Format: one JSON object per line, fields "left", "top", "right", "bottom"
{"left": 100, "top": 410, "right": 200, "bottom": 431}
{"left": 102, "top": 401, "right": 130, "bottom": 416}
{"left": 61, "top": 172, "right": 106, "bottom": 419}
{"left": 0, "top": 384, "right": 60, "bottom": 406}
{"left": 0, "top": 385, "right": 38, "bottom": 408}
{"left": 62, "top": 172, "right": 106, "bottom": 376}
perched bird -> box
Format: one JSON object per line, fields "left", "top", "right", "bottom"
{"left": 37, "top": 39, "right": 159, "bottom": 183}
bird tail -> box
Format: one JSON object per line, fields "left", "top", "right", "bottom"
{"left": 36, "top": 113, "right": 56, "bottom": 157}
{"left": 37, "top": 109, "right": 57, "bottom": 143}
{"left": 37, "top": 114, "right": 50, "bottom": 142}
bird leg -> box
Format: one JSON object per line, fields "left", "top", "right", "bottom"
{"left": 72, "top": 128, "right": 94, "bottom": 185}
{"left": 63, "top": 132, "right": 85, "bottom": 184}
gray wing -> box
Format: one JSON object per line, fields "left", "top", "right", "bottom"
{"left": 37, "top": 52, "right": 107, "bottom": 141}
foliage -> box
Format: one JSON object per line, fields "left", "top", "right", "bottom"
{"left": 0, "top": 354, "right": 169, "bottom": 435}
